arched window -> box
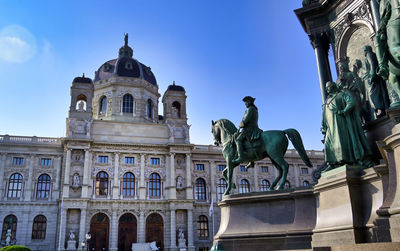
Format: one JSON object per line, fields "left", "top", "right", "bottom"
{"left": 172, "top": 101, "right": 181, "bottom": 118}
{"left": 195, "top": 178, "right": 206, "bottom": 201}
{"left": 32, "top": 215, "right": 46, "bottom": 240}
{"left": 217, "top": 179, "right": 227, "bottom": 201}
{"left": 36, "top": 174, "right": 51, "bottom": 199}
{"left": 123, "top": 172, "right": 135, "bottom": 197}
{"left": 197, "top": 215, "right": 209, "bottom": 239}
{"left": 239, "top": 179, "right": 250, "bottom": 193}
{"left": 149, "top": 173, "right": 161, "bottom": 197}
{"left": 260, "top": 179, "right": 270, "bottom": 191}
{"left": 99, "top": 96, "right": 107, "bottom": 115}
{"left": 122, "top": 94, "right": 133, "bottom": 113}
{"left": 76, "top": 94, "right": 87, "bottom": 111}
{"left": 147, "top": 99, "right": 153, "bottom": 119}
{"left": 284, "top": 181, "right": 291, "bottom": 189}
{"left": 302, "top": 180, "right": 310, "bottom": 187}
{"left": 8, "top": 173, "right": 23, "bottom": 198}
{"left": 1, "top": 215, "right": 17, "bottom": 242}
{"left": 96, "top": 171, "right": 109, "bottom": 196}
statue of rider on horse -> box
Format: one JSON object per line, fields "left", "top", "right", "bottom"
{"left": 212, "top": 96, "right": 312, "bottom": 196}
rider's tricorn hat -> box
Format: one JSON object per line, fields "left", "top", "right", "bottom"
{"left": 242, "top": 96, "right": 255, "bottom": 103}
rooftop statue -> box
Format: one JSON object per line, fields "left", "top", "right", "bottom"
{"left": 321, "top": 81, "right": 374, "bottom": 171}
{"left": 375, "top": 0, "right": 400, "bottom": 107}
{"left": 212, "top": 96, "right": 312, "bottom": 195}
{"left": 363, "top": 45, "right": 390, "bottom": 118}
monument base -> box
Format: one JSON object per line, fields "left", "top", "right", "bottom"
{"left": 213, "top": 189, "right": 316, "bottom": 251}
{"left": 66, "top": 240, "right": 76, "bottom": 250}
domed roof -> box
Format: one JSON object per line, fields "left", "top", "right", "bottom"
{"left": 167, "top": 81, "right": 185, "bottom": 92}
{"left": 94, "top": 34, "right": 157, "bottom": 86}
{"left": 73, "top": 73, "right": 93, "bottom": 84}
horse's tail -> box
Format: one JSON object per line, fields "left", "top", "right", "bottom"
{"left": 284, "top": 129, "right": 312, "bottom": 167}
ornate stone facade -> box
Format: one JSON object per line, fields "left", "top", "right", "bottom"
{"left": 0, "top": 40, "right": 324, "bottom": 251}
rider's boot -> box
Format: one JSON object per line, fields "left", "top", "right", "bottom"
{"left": 233, "top": 140, "right": 244, "bottom": 164}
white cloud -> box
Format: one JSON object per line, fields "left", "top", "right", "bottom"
{"left": 0, "top": 25, "right": 37, "bottom": 63}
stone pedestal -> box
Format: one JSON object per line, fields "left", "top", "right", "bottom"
{"left": 373, "top": 107, "right": 400, "bottom": 242}
{"left": 312, "top": 165, "right": 365, "bottom": 247}
{"left": 67, "top": 240, "right": 76, "bottom": 250}
{"left": 178, "top": 238, "right": 186, "bottom": 250}
{"left": 213, "top": 189, "right": 316, "bottom": 251}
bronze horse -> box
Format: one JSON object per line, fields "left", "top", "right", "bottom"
{"left": 211, "top": 119, "right": 312, "bottom": 195}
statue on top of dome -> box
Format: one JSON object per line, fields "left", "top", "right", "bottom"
{"left": 124, "top": 33, "right": 128, "bottom": 46}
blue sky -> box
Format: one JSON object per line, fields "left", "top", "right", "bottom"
{"left": 0, "top": 1, "right": 334, "bottom": 150}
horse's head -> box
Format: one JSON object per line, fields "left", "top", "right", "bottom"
{"left": 211, "top": 120, "right": 221, "bottom": 146}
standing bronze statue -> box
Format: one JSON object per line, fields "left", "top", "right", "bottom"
{"left": 321, "top": 81, "right": 374, "bottom": 171}
{"left": 363, "top": 45, "right": 390, "bottom": 118}
{"left": 212, "top": 96, "right": 312, "bottom": 195}
{"left": 375, "top": 0, "right": 400, "bottom": 107}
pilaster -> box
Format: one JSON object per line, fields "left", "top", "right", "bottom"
{"left": 110, "top": 211, "right": 118, "bottom": 251}
{"left": 253, "top": 163, "right": 259, "bottom": 191}
{"left": 187, "top": 210, "right": 194, "bottom": 250}
{"left": 209, "top": 161, "right": 216, "bottom": 201}
{"left": 139, "top": 154, "right": 146, "bottom": 199}
{"left": 82, "top": 150, "right": 90, "bottom": 198}
{"left": 0, "top": 154, "right": 6, "bottom": 199}
{"left": 170, "top": 209, "right": 177, "bottom": 249}
{"left": 53, "top": 156, "right": 62, "bottom": 200}
{"left": 170, "top": 153, "right": 176, "bottom": 199}
{"left": 63, "top": 150, "right": 71, "bottom": 198}
{"left": 78, "top": 208, "right": 87, "bottom": 248}
{"left": 138, "top": 211, "right": 145, "bottom": 243}
{"left": 112, "top": 153, "right": 120, "bottom": 199}
{"left": 24, "top": 155, "right": 34, "bottom": 201}
{"left": 186, "top": 154, "right": 193, "bottom": 199}
{"left": 58, "top": 208, "right": 67, "bottom": 251}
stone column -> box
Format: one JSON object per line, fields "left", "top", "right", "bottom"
{"left": 139, "top": 154, "right": 146, "bottom": 199}
{"left": 110, "top": 211, "right": 118, "bottom": 251}
{"left": 0, "top": 154, "right": 6, "bottom": 199}
{"left": 186, "top": 154, "right": 193, "bottom": 199}
{"left": 138, "top": 211, "right": 145, "bottom": 243}
{"left": 59, "top": 208, "right": 67, "bottom": 251}
{"left": 112, "top": 153, "right": 120, "bottom": 199}
{"left": 170, "top": 209, "right": 177, "bottom": 249}
{"left": 52, "top": 156, "right": 62, "bottom": 200}
{"left": 21, "top": 210, "right": 30, "bottom": 245}
{"left": 310, "top": 32, "right": 332, "bottom": 104}
{"left": 79, "top": 208, "right": 87, "bottom": 248}
{"left": 24, "top": 155, "right": 35, "bottom": 201}
{"left": 63, "top": 150, "right": 71, "bottom": 198}
{"left": 253, "top": 163, "right": 259, "bottom": 191}
{"left": 187, "top": 210, "right": 194, "bottom": 249}
{"left": 170, "top": 153, "right": 176, "bottom": 199}
{"left": 369, "top": 0, "right": 381, "bottom": 29}
{"left": 82, "top": 150, "right": 90, "bottom": 198}
{"left": 209, "top": 161, "right": 216, "bottom": 201}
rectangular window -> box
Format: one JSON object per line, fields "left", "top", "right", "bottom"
{"left": 13, "top": 157, "right": 24, "bottom": 165}
{"left": 40, "top": 158, "right": 52, "bottom": 166}
{"left": 240, "top": 165, "right": 247, "bottom": 172}
{"left": 261, "top": 166, "right": 269, "bottom": 173}
{"left": 150, "top": 158, "right": 160, "bottom": 165}
{"left": 98, "top": 156, "right": 108, "bottom": 164}
{"left": 125, "top": 157, "right": 135, "bottom": 164}
{"left": 195, "top": 164, "right": 204, "bottom": 171}
{"left": 217, "top": 165, "right": 226, "bottom": 172}
{"left": 301, "top": 167, "right": 309, "bottom": 174}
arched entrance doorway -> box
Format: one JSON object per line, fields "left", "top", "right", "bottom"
{"left": 146, "top": 213, "right": 164, "bottom": 251}
{"left": 89, "top": 213, "right": 109, "bottom": 251}
{"left": 118, "top": 213, "right": 137, "bottom": 251}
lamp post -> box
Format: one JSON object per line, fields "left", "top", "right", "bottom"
{"left": 85, "top": 232, "right": 91, "bottom": 251}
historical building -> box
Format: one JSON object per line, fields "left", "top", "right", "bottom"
{"left": 0, "top": 38, "right": 324, "bottom": 251}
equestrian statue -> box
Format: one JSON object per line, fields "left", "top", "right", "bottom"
{"left": 211, "top": 96, "right": 312, "bottom": 196}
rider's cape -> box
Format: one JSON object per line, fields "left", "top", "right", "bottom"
{"left": 240, "top": 106, "right": 262, "bottom": 142}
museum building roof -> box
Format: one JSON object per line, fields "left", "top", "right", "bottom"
{"left": 94, "top": 36, "right": 157, "bottom": 86}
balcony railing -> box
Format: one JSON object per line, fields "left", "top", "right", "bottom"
{"left": 0, "top": 135, "right": 61, "bottom": 145}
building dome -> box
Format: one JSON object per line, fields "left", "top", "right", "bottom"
{"left": 73, "top": 73, "right": 93, "bottom": 84}
{"left": 94, "top": 34, "right": 157, "bottom": 86}
{"left": 167, "top": 81, "right": 185, "bottom": 92}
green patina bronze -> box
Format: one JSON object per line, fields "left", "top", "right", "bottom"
{"left": 211, "top": 97, "right": 312, "bottom": 195}
{"left": 321, "top": 81, "right": 375, "bottom": 172}
{"left": 375, "top": 0, "right": 400, "bottom": 107}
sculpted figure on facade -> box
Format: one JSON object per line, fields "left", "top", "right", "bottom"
{"left": 5, "top": 229, "right": 12, "bottom": 245}
{"left": 363, "top": 45, "right": 390, "bottom": 118}
{"left": 72, "top": 173, "right": 80, "bottom": 187}
{"left": 78, "top": 100, "right": 85, "bottom": 112}
{"left": 69, "top": 230, "right": 75, "bottom": 241}
{"left": 321, "top": 81, "right": 374, "bottom": 171}
{"left": 375, "top": 0, "right": 400, "bottom": 107}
